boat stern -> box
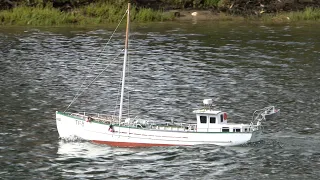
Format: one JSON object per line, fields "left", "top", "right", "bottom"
{"left": 249, "top": 130, "right": 262, "bottom": 142}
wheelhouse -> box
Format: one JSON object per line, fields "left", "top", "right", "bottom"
{"left": 194, "top": 110, "right": 251, "bottom": 132}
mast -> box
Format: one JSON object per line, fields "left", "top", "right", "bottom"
{"left": 119, "top": 3, "right": 130, "bottom": 123}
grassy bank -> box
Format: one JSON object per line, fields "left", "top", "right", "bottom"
{"left": 0, "top": 2, "right": 319, "bottom": 26}
{"left": 256, "top": 7, "right": 320, "bottom": 23}
{"left": 0, "top": 2, "right": 175, "bottom": 26}
{"left": 275, "top": 7, "right": 320, "bottom": 22}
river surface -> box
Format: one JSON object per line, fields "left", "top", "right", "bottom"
{"left": 0, "top": 22, "right": 320, "bottom": 179}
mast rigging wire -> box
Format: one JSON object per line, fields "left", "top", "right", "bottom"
{"left": 64, "top": 11, "right": 128, "bottom": 112}
{"left": 64, "top": 50, "right": 124, "bottom": 112}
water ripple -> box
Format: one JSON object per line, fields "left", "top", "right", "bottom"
{"left": 0, "top": 23, "right": 319, "bottom": 179}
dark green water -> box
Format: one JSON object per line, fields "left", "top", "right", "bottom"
{"left": 0, "top": 22, "right": 319, "bottom": 179}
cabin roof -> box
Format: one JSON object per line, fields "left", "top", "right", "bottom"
{"left": 193, "top": 109, "right": 221, "bottom": 114}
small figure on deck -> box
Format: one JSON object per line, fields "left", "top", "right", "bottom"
{"left": 109, "top": 124, "right": 114, "bottom": 132}
{"left": 86, "top": 116, "right": 93, "bottom": 122}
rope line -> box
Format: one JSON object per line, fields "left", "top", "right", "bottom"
{"left": 127, "top": 25, "right": 131, "bottom": 119}
{"left": 64, "top": 11, "right": 128, "bottom": 112}
{"left": 113, "top": 74, "right": 123, "bottom": 117}
{"left": 127, "top": 49, "right": 130, "bottom": 119}
{"left": 64, "top": 49, "right": 124, "bottom": 112}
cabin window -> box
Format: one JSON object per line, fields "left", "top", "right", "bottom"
{"left": 200, "top": 116, "right": 207, "bottom": 123}
{"left": 222, "top": 127, "right": 229, "bottom": 132}
{"left": 244, "top": 128, "right": 248, "bottom": 132}
{"left": 233, "top": 128, "right": 241, "bottom": 132}
{"left": 210, "top": 117, "right": 216, "bottom": 123}
{"left": 220, "top": 114, "right": 224, "bottom": 122}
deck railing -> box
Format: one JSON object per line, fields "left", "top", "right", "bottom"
{"left": 66, "top": 112, "right": 117, "bottom": 124}
{"left": 63, "top": 111, "right": 260, "bottom": 133}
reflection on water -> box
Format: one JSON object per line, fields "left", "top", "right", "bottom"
{"left": 0, "top": 22, "right": 320, "bottom": 179}
{"left": 56, "top": 141, "right": 250, "bottom": 179}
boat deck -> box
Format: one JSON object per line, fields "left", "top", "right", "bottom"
{"left": 61, "top": 112, "right": 259, "bottom": 133}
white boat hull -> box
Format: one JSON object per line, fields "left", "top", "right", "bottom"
{"left": 56, "top": 112, "right": 261, "bottom": 147}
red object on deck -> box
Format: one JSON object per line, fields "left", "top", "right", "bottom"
{"left": 224, "top": 113, "right": 228, "bottom": 120}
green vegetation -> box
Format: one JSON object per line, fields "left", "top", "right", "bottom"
{"left": 0, "top": 5, "right": 67, "bottom": 26}
{"left": 259, "top": 7, "right": 320, "bottom": 23}
{"left": 0, "top": 0, "right": 319, "bottom": 26}
{"left": 80, "top": 2, "right": 174, "bottom": 23}
{"left": 204, "top": 0, "right": 220, "bottom": 7}
{"left": 135, "top": 8, "right": 171, "bottom": 22}
{"left": 286, "top": 7, "right": 320, "bottom": 21}
{"left": 159, "top": 0, "right": 221, "bottom": 8}
{"left": 0, "top": 1, "right": 175, "bottom": 26}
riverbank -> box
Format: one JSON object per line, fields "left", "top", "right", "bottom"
{"left": 0, "top": 2, "right": 320, "bottom": 26}
{"left": 0, "top": 2, "right": 175, "bottom": 26}
{"left": 175, "top": 7, "right": 320, "bottom": 23}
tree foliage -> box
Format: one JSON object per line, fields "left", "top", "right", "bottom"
{"left": 1, "top": 0, "right": 320, "bottom": 17}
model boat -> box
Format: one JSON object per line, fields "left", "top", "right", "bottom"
{"left": 56, "top": 3, "right": 279, "bottom": 147}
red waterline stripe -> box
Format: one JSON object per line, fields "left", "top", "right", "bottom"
{"left": 91, "top": 140, "right": 184, "bottom": 147}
